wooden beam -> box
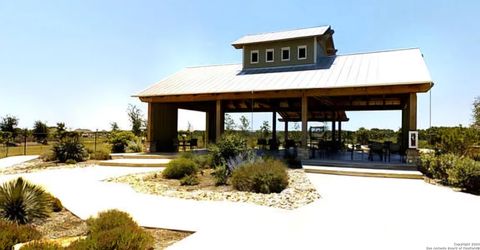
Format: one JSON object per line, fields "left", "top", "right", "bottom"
{"left": 147, "top": 102, "right": 153, "bottom": 152}
{"left": 138, "top": 83, "right": 432, "bottom": 103}
{"left": 301, "top": 96, "right": 308, "bottom": 148}
{"left": 216, "top": 100, "right": 221, "bottom": 142}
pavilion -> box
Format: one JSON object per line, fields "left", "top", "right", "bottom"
{"left": 134, "top": 25, "right": 433, "bottom": 160}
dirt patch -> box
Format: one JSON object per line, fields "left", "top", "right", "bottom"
{"left": 30, "top": 209, "right": 191, "bottom": 249}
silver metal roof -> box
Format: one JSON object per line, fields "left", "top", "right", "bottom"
{"left": 231, "top": 26, "right": 330, "bottom": 48}
{"left": 135, "top": 48, "right": 433, "bottom": 97}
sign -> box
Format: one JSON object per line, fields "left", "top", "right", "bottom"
{"left": 408, "top": 131, "right": 418, "bottom": 149}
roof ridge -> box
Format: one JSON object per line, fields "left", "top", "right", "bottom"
{"left": 335, "top": 47, "right": 421, "bottom": 57}
{"left": 186, "top": 63, "right": 241, "bottom": 69}
{"left": 237, "top": 25, "right": 330, "bottom": 39}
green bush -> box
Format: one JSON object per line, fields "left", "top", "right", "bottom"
{"left": 70, "top": 209, "right": 153, "bottom": 250}
{"left": 180, "top": 174, "right": 199, "bottom": 186}
{"left": 20, "top": 240, "right": 62, "bottom": 250}
{"left": 127, "top": 137, "right": 144, "bottom": 153}
{"left": 231, "top": 159, "right": 289, "bottom": 194}
{"left": 418, "top": 153, "right": 480, "bottom": 192}
{"left": 447, "top": 157, "right": 480, "bottom": 192}
{"left": 209, "top": 133, "right": 248, "bottom": 165}
{"left": 0, "top": 177, "right": 52, "bottom": 224}
{"left": 180, "top": 153, "right": 213, "bottom": 169}
{"left": 65, "top": 159, "right": 77, "bottom": 165}
{"left": 0, "top": 220, "right": 42, "bottom": 250}
{"left": 89, "top": 149, "right": 111, "bottom": 160}
{"left": 50, "top": 196, "right": 63, "bottom": 212}
{"left": 162, "top": 158, "right": 198, "bottom": 179}
{"left": 109, "top": 131, "right": 136, "bottom": 153}
{"left": 52, "top": 138, "right": 88, "bottom": 163}
{"left": 212, "top": 164, "right": 228, "bottom": 186}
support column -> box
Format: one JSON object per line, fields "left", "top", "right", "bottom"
{"left": 401, "top": 93, "right": 418, "bottom": 163}
{"left": 271, "top": 112, "right": 278, "bottom": 150}
{"left": 338, "top": 121, "right": 342, "bottom": 144}
{"left": 331, "top": 113, "right": 336, "bottom": 144}
{"left": 215, "top": 100, "right": 222, "bottom": 142}
{"left": 300, "top": 95, "right": 309, "bottom": 159}
{"left": 284, "top": 121, "right": 289, "bottom": 141}
{"left": 148, "top": 103, "right": 178, "bottom": 152}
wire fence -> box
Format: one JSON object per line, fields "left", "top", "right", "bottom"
{"left": 0, "top": 131, "right": 110, "bottom": 159}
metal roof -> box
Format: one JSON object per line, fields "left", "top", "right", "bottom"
{"left": 231, "top": 26, "right": 330, "bottom": 48}
{"left": 135, "top": 48, "right": 433, "bottom": 97}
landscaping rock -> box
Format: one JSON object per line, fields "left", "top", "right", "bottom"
{"left": 110, "top": 169, "right": 320, "bottom": 210}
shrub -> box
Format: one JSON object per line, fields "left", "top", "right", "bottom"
{"left": 0, "top": 177, "right": 52, "bottom": 224}
{"left": 109, "top": 131, "right": 136, "bottom": 153}
{"left": 127, "top": 137, "right": 144, "bottom": 153}
{"left": 231, "top": 159, "right": 289, "bottom": 194}
{"left": 212, "top": 164, "right": 228, "bottom": 186}
{"left": 162, "top": 158, "right": 198, "bottom": 179}
{"left": 65, "top": 159, "right": 77, "bottom": 165}
{"left": 0, "top": 220, "right": 42, "bottom": 250}
{"left": 70, "top": 209, "right": 153, "bottom": 250}
{"left": 20, "top": 240, "right": 62, "bottom": 250}
{"left": 447, "top": 157, "right": 480, "bottom": 192}
{"left": 50, "top": 196, "right": 63, "bottom": 212}
{"left": 180, "top": 153, "right": 213, "bottom": 169}
{"left": 41, "top": 152, "right": 56, "bottom": 162}
{"left": 180, "top": 174, "right": 199, "bottom": 186}
{"left": 209, "top": 133, "right": 248, "bottom": 165}
{"left": 52, "top": 138, "right": 88, "bottom": 163}
{"left": 89, "top": 149, "right": 111, "bottom": 160}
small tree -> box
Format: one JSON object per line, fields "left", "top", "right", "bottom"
{"left": 127, "top": 104, "right": 145, "bottom": 137}
{"left": 259, "top": 121, "right": 270, "bottom": 139}
{"left": 355, "top": 127, "right": 370, "bottom": 145}
{"left": 32, "top": 121, "right": 49, "bottom": 143}
{"left": 55, "top": 122, "right": 67, "bottom": 141}
{"left": 110, "top": 122, "right": 119, "bottom": 132}
{"left": 0, "top": 115, "right": 19, "bottom": 139}
{"left": 239, "top": 115, "right": 250, "bottom": 132}
{"left": 224, "top": 114, "right": 236, "bottom": 131}
{"left": 473, "top": 96, "right": 480, "bottom": 129}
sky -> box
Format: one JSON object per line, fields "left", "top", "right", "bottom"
{"left": 0, "top": 0, "right": 479, "bottom": 132}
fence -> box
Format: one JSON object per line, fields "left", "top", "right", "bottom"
{"left": 0, "top": 131, "right": 110, "bottom": 159}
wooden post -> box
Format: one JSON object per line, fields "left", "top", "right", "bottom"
{"left": 272, "top": 112, "right": 277, "bottom": 150}
{"left": 331, "top": 112, "right": 336, "bottom": 145}
{"left": 147, "top": 102, "right": 153, "bottom": 152}
{"left": 216, "top": 100, "right": 221, "bottom": 142}
{"left": 338, "top": 121, "right": 342, "bottom": 144}
{"left": 284, "top": 121, "right": 289, "bottom": 140}
{"left": 301, "top": 96, "right": 308, "bottom": 148}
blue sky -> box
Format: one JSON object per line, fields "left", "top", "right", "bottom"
{"left": 0, "top": 0, "right": 478, "bottom": 131}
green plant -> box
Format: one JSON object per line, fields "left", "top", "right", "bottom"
{"left": 65, "top": 159, "right": 77, "bottom": 165}
{"left": 52, "top": 138, "right": 88, "bottom": 163}
{"left": 180, "top": 153, "right": 213, "bottom": 169}
{"left": 162, "top": 158, "right": 198, "bottom": 179}
{"left": 209, "top": 133, "right": 248, "bottom": 165}
{"left": 231, "top": 159, "right": 289, "bottom": 194}
{"left": 20, "top": 240, "right": 62, "bottom": 250}
{"left": 212, "top": 164, "right": 228, "bottom": 186}
{"left": 0, "top": 220, "right": 42, "bottom": 250}
{"left": 180, "top": 174, "right": 199, "bottom": 186}
{"left": 70, "top": 209, "right": 153, "bottom": 250}
{"left": 127, "top": 137, "right": 144, "bottom": 153}
{"left": 109, "top": 131, "right": 136, "bottom": 153}
{"left": 89, "top": 149, "right": 111, "bottom": 160}
{"left": 0, "top": 177, "right": 52, "bottom": 224}
{"left": 447, "top": 157, "right": 480, "bottom": 192}
{"left": 50, "top": 196, "right": 63, "bottom": 212}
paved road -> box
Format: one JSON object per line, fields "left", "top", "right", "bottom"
{"left": 1, "top": 166, "right": 479, "bottom": 250}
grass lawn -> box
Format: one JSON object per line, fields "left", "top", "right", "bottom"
{"left": 0, "top": 139, "right": 110, "bottom": 159}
